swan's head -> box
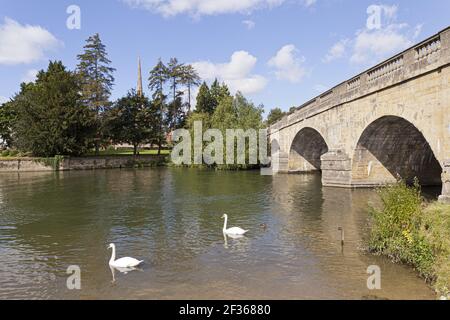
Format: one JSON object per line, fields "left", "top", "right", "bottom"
{"left": 221, "top": 214, "right": 228, "bottom": 219}
{"left": 107, "top": 243, "right": 114, "bottom": 250}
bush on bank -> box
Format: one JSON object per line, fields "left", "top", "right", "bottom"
{"left": 368, "top": 180, "right": 450, "bottom": 296}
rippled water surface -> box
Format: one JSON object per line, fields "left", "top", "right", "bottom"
{"left": 0, "top": 168, "right": 434, "bottom": 299}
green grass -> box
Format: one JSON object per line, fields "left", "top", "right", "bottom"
{"left": 85, "top": 148, "right": 171, "bottom": 156}
{"left": 368, "top": 180, "right": 450, "bottom": 296}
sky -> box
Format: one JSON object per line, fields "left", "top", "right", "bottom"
{"left": 0, "top": 0, "right": 449, "bottom": 116}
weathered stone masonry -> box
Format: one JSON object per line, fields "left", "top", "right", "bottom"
{"left": 269, "top": 27, "right": 450, "bottom": 203}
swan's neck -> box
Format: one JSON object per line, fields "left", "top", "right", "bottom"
{"left": 109, "top": 246, "right": 116, "bottom": 264}
{"left": 223, "top": 216, "right": 228, "bottom": 232}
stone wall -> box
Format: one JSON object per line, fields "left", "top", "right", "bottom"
{"left": 0, "top": 155, "right": 166, "bottom": 172}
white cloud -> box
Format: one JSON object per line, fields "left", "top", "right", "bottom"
{"left": 304, "top": 0, "right": 317, "bottom": 7}
{"left": 242, "top": 19, "right": 255, "bottom": 30}
{"left": 122, "top": 0, "right": 315, "bottom": 17}
{"left": 350, "top": 23, "right": 413, "bottom": 64}
{"left": 0, "top": 96, "right": 8, "bottom": 105}
{"left": 323, "top": 4, "right": 422, "bottom": 66}
{"left": 268, "top": 44, "right": 306, "bottom": 83}
{"left": 21, "top": 69, "right": 39, "bottom": 83}
{"left": 192, "top": 51, "right": 268, "bottom": 95}
{"left": 323, "top": 39, "right": 348, "bottom": 63}
{"left": 0, "top": 17, "right": 61, "bottom": 65}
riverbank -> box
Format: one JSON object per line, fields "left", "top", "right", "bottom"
{"left": 0, "top": 155, "right": 167, "bottom": 172}
{"left": 368, "top": 181, "right": 450, "bottom": 298}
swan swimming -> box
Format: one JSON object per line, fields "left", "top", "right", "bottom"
{"left": 222, "top": 214, "right": 248, "bottom": 235}
{"left": 108, "top": 243, "right": 143, "bottom": 268}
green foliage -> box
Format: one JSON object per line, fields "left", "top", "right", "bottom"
{"left": 0, "top": 99, "right": 16, "bottom": 148}
{"left": 12, "top": 61, "right": 96, "bottom": 157}
{"left": 421, "top": 203, "right": 450, "bottom": 295}
{"left": 36, "top": 155, "right": 65, "bottom": 170}
{"left": 180, "top": 65, "right": 201, "bottom": 113}
{"left": 368, "top": 180, "right": 450, "bottom": 295}
{"left": 104, "top": 90, "right": 157, "bottom": 155}
{"left": 148, "top": 58, "right": 201, "bottom": 151}
{"left": 76, "top": 33, "right": 115, "bottom": 113}
{"left": 196, "top": 80, "right": 231, "bottom": 115}
{"left": 266, "top": 107, "right": 286, "bottom": 126}
{"left": 76, "top": 33, "right": 116, "bottom": 154}
{"left": 186, "top": 90, "right": 264, "bottom": 170}
{"left": 195, "top": 82, "right": 215, "bottom": 114}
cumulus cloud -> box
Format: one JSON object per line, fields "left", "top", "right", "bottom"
{"left": 0, "top": 17, "right": 61, "bottom": 65}
{"left": 21, "top": 69, "right": 39, "bottom": 83}
{"left": 122, "top": 0, "right": 316, "bottom": 17}
{"left": 268, "top": 44, "right": 306, "bottom": 83}
{"left": 192, "top": 51, "right": 268, "bottom": 95}
{"left": 323, "top": 39, "right": 348, "bottom": 63}
{"left": 324, "top": 4, "right": 422, "bottom": 66}
{"left": 350, "top": 23, "right": 412, "bottom": 64}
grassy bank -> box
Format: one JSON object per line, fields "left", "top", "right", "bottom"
{"left": 368, "top": 180, "right": 450, "bottom": 297}
{"left": 85, "top": 148, "right": 171, "bottom": 156}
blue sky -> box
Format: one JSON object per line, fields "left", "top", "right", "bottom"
{"left": 0, "top": 0, "right": 449, "bottom": 115}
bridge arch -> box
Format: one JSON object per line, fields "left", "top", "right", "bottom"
{"left": 351, "top": 116, "right": 442, "bottom": 187}
{"left": 289, "top": 127, "right": 329, "bottom": 173}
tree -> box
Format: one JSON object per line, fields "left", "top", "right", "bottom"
{"left": 104, "top": 90, "right": 155, "bottom": 155}
{"left": 148, "top": 59, "right": 169, "bottom": 154}
{"left": 267, "top": 108, "right": 286, "bottom": 126}
{"left": 12, "top": 61, "right": 96, "bottom": 157}
{"left": 195, "top": 82, "right": 215, "bottom": 114}
{"left": 210, "top": 92, "right": 264, "bottom": 169}
{"left": 0, "top": 99, "right": 16, "bottom": 148}
{"left": 148, "top": 59, "right": 169, "bottom": 94}
{"left": 76, "top": 33, "right": 116, "bottom": 154}
{"left": 167, "top": 58, "right": 186, "bottom": 131}
{"left": 210, "top": 79, "right": 231, "bottom": 107}
{"left": 167, "top": 58, "right": 183, "bottom": 102}
{"left": 180, "top": 64, "right": 201, "bottom": 113}
{"left": 289, "top": 106, "right": 298, "bottom": 114}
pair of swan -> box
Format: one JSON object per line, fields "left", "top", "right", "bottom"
{"left": 108, "top": 214, "right": 248, "bottom": 271}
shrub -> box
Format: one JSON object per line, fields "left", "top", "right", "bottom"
{"left": 368, "top": 180, "right": 450, "bottom": 296}
{"left": 368, "top": 180, "right": 434, "bottom": 279}
{"left": 421, "top": 203, "right": 450, "bottom": 295}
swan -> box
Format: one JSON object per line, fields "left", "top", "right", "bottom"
{"left": 222, "top": 214, "right": 248, "bottom": 235}
{"left": 108, "top": 243, "right": 143, "bottom": 268}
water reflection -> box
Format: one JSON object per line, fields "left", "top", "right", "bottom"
{"left": 0, "top": 168, "right": 435, "bottom": 299}
{"left": 110, "top": 266, "right": 143, "bottom": 284}
{"left": 223, "top": 232, "right": 246, "bottom": 249}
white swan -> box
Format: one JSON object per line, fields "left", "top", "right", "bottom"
{"left": 108, "top": 243, "right": 143, "bottom": 268}
{"left": 222, "top": 214, "right": 248, "bottom": 235}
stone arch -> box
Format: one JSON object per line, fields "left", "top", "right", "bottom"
{"left": 289, "top": 127, "right": 329, "bottom": 172}
{"left": 351, "top": 116, "right": 442, "bottom": 187}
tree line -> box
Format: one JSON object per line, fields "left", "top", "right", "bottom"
{"left": 0, "top": 33, "right": 279, "bottom": 162}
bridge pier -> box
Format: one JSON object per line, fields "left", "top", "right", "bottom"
{"left": 321, "top": 150, "right": 352, "bottom": 187}
{"left": 439, "top": 161, "right": 450, "bottom": 204}
{"left": 270, "top": 151, "right": 290, "bottom": 174}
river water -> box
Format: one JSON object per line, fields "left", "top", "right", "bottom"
{"left": 0, "top": 168, "right": 435, "bottom": 299}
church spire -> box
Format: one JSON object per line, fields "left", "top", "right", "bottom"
{"left": 137, "top": 57, "right": 143, "bottom": 97}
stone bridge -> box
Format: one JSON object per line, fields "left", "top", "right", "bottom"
{"left": 269, "top": 27, "right": 450, "bottom": 203}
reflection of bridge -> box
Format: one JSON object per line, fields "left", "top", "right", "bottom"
{"left": 269, "top": 27, "right": 450, "bottom": 203}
